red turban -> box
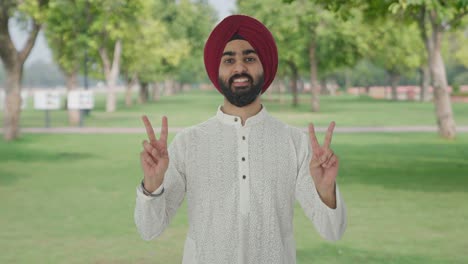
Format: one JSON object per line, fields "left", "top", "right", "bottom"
{"left": 204, "top": 15, "right": 278, "bottom": 94}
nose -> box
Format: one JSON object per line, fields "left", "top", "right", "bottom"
{"left": 232, "top": 60, "right": 247, "bottom": 74}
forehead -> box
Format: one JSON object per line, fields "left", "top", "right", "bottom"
{"left": 223, "top": 39, "right": 256, "bottom": 53}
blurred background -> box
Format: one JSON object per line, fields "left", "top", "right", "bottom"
{"left": 1, "top": 0, "right": 468, "bottom": 263}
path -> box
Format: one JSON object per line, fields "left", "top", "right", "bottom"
{"left": 11, "top": 126, "right": 468, "bottom": 134}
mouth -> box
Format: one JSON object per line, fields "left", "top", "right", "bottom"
{"left": 230, "top": 75, "right": 252, "bottom": 89}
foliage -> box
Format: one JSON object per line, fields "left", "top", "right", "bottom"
{"left": 45, "top": 0, "right": 90, "bottom": 74}
{"left": 156, "top": 0, "right": 217, "bottom": 84}
{"left": 240, "top": 0, "right": 366, "bottom": 80}
{"left": 366, "top": 19, "right": 424, "bottom": 78}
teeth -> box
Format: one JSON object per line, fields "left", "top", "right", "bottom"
{"left": 233, "top": 78, "right": 248, "bottom": 83}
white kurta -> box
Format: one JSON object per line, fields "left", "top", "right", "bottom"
{"left": 134, "top": 106, "right": 347, "bottom": 264}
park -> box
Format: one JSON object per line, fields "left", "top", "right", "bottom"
{"left": 1, "top": 0, "right": 468, "bottom": 263}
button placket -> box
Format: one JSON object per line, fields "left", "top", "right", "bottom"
{"left": 238, "top": 126, "right": 250, "bottom": 215}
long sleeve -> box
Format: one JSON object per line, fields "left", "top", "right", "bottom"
{"left": 134, "top": 132, "right": 187, "bottom": 241}
{"left": 295, "top": 132, "right": 347, "bottom": 241}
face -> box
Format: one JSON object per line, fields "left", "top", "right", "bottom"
{"left": 218, "top": 39, "right": 264, "bottom": 107}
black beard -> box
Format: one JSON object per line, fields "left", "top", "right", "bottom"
{"left": 219, "top": 74, "right": 264, "bottom": 107}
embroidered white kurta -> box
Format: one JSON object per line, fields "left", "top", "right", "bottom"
{"left": 134, "top": 106, "right": 347, "bottom": 264}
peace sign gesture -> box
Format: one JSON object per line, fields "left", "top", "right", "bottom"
{"left": 140, "top": 115, "right": 169, "bottom": 193}
{"left": 309, "top": 122, "right": 338, "bottom": 208}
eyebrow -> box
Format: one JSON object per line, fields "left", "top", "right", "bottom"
{"left": 222, "top": 49, "right": 257, "bottom": 57}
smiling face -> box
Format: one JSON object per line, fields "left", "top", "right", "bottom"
{"left": 218, "top": 39, "right": 264, "bottom": 107}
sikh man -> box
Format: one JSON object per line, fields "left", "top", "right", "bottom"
{"left": 135, "top": 14, "right": 346, "bottom": 264}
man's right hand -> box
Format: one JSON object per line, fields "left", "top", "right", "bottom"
{"left": 140, "top": 115, "right": 169, "bottom": 193}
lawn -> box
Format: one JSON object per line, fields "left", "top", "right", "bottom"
{"left": 4, "top": 89, "right": 468, "bottom": 128}
{"left": 1, "top": 133, "right": 467, "bottom": 263}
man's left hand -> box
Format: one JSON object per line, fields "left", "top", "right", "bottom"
{"left": 308, "top": 122, "right": 338, "bottom": 208}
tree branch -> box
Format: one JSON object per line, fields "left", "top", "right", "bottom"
{"left": 0, "top": 1, "right": 18, "bottom": 67}
{"left": 99, "top": 47, "right": 111, "bottom": 78}
{"left": 18, "top": 21, "right": 41, "bottom": 64}
{"left": 111, "top": 39, "right": 122, "bottom": 77}
{"left": 447, "top": 7, "right": 468, "bottom": 27}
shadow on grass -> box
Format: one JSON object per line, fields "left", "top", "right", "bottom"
{"left": 297, "top": 244, "right": 459, "bottom": 264}
{"left": 0, "top": 148, "right": 94, "bottom": 163}
{"left": 0, "top": 139, "right": 95, "bottom": 186}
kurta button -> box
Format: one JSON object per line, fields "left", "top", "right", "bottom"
{"left": 242, "top": 157, "right": 245, "bottom": 161}
{"left": 243, "top": 175, "right": 246, "bottom": 179}
{"left": 242, "top": 136, "right": 246, "bottom": 140}
{"left": 234, "top": 118, "right": 238, "bottom": 122}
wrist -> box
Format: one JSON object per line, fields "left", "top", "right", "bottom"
{"left": 141, "top": 180, "right": 164, "bottom": 197}
{"left": 317, "top": 184, "right": 336, "bottom": 209}
{"left": 143, "top": 178, "right": 162, "bottom": 193}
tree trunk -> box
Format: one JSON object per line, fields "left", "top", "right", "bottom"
{"left": 99, "top": 40, "right": 122, "bottom": 113}
{"left": 279, "top": 79, "right": 286, "bottom": 104}
{"left": 389, "top": 72, "right": 400, "bottom": 101}
{"left": 428, "top": 13, "right": 456, "bottom": 139}
{"left": 320, "top": 79, "right": 327, "bottom": 95}
{"left": 125, "top": 73, "right": 137, "bottom": 107}
{"left": 139, "top": 82, "right": 149, "bottom": 103}
{"left": 309, "top": 40, "right": 320, "bottom": 112}
{"left": 288, "top": 61, "right": 299, "bottom": 107}
{"left": 419, "top": 65, "right": 431, "bottom": 102}
{"left": 65, "top": 70, "right": 80, "bottom": 126}
{"left": 345, "top": 69, "right": 351, "bottom": 91}
{"left": 365, "top": 86, "right": 370, "bottom": 96}
{"left": 3, "top": 66, "right": 22, "bottom": 140}
{"left": 0, "top": 15, "right": 41, "bottom": 140}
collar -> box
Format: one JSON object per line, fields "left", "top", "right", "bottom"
{"left": 216, "top": 105, "right": 268, "bottom": 127}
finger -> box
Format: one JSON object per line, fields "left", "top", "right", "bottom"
{"left": 141, "top": 151, "right": 156, "bottom": 167}
{"left": 323, "top": 154, "right": 338, "bottom": 169}
{"left": 310, "top": 157, "right": 322, "bottom": 168}
{"left": 323, "top": 121, "right": 336, "bottom": 149}
{"left": 160, "top": 116, "right": 168, "bottom": 144}
{"left": 142, "top": 115, "right": 157, "bottom": 143}
{"left": 308, "top": 123, "right": 320, "bottom": 150}
{"left": 320, "top": 149, "right": 334, "bottom": 163}
{"left": 142, "top": 140, "right": 158, "bottom": 158}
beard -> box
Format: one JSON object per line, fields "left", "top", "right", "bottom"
{"left": 219, "top": 73, "right": 264, "bottom": 107}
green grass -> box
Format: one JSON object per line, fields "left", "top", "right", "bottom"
{"left": 4, "top": 89, "right": 468, "bottom": 128}
{"left": 1, "top": 133, "right": 468, "bottom": 263}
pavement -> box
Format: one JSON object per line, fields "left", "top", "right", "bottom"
{"left": 11, "top": 126, "right": 468, "bottom": 134}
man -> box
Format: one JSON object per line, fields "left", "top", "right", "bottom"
{"left": 135, "top": 15, "right": 346, "bottom": 263}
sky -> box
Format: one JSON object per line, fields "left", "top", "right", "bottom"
{"left": 10, "top": 0, "right": 237, "bottom": 66}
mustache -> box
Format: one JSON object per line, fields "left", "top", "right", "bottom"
{"left": 229, "top": 74, "right": 253, "bottom": 85}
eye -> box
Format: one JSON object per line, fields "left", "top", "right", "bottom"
{"left": 223, "top": 58, "right": 234, "bottom": 64}
{"left": 245, "top": 57, "right": 256, "bottom": 63}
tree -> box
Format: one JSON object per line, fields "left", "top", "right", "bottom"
{"left": 86, "top": 0, "right": 145, "bottom": 112}
{"left": 242, "top": 0, "right": 365, "bottom": 110}
{"left": 45, "top": 0, "right": 90, "bottom": 125}
{"left": 0, "top": 0, "right": 49, "bottom": 141}
{"left": 302, "top": 0, "right": 467, "bottom": 138}
{"left": 169, "top": 0, "right": 218, "bottom": 88}
{"left": 149, "top": 0, "right": 216, "bottom": 96}
{"left": 239, "top": 0, "right": 308, "bottom": 107}
{"left": 367, "top": 19, "right": 423, "bottom": 100}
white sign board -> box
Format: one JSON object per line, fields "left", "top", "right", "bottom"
{"left": 0, "top": 90, "right": 28, "bottom": 110}
{"left": 34, "top": 91, "right": 61, "bottom": 110}
{"left": 21, "top": 91, "right": 28, "bottom": 109}
{"left": 68, "top": 90, "right": 94, "bottom": 110}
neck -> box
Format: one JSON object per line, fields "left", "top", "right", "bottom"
{"left": 221, "top": 97, "right": 262, "bottom": 126}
